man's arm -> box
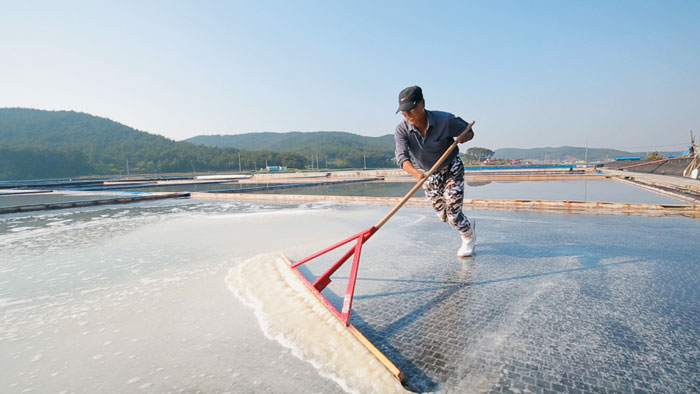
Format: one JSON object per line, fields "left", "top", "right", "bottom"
{"left": 449, "top": 115, "right": 474, "bottom": 144}
{"left": 457, "top": 129, "right": 474, "bottom": 144}
{"left": 401, "top": 160, "right": 425, "bottom": 180}
{"left": 395, "top": 125, "right": 425, "bottom": 179}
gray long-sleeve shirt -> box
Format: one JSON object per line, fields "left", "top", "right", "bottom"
{"left": 394, "top": 110, "right": 469, "bottom": 170}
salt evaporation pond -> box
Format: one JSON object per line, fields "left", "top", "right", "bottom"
{"left": 259, "top": 179, "right": 685, "bottom": 204}
{"left": 1, "top": 196, "right": 698, "bottom": 393}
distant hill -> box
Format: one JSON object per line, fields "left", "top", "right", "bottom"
{"left": 1, "top": 108, "right": 177, "bottom": 157}
{"left": 187, "top": 132, "right": 395, "bottom": 152}
{"left": 0, "top": 108, "right": 307, "bottom": 180}
{"left": 494, "top": 146, "right": 681, "bottom": 162}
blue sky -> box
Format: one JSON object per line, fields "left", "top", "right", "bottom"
{"left": 1, "top": 0, "right": 698, "bottom": 150}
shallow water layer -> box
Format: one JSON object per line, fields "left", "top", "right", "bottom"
{"left": 0, "top": 198, "right": 698, "bottom": 393}
{"left": 118, "top": 182, "right": 272, "bottom": 193}
{"left": 259, "top": 179, "right": 686, "bottom": 204}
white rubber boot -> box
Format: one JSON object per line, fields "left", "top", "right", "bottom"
{"left": 457, "top": 220, "right": 476, "bottom": 257}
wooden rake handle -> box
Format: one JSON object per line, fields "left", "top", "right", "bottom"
{"left": 374, "top": 120, "right": 475, "bottom": 230}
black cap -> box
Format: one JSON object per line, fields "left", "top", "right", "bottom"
{"left": 396, "top": 85, "right": 423, "bottom": 113}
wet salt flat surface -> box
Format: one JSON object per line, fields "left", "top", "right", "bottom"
{"left": 1, "top": 197, "right": 698, "bottom": 393}
{"left": 342, "top": 211, "right": 700, "bottom": 392}
{"left": 260, "top": 179, "right": 686, "bottom": 204}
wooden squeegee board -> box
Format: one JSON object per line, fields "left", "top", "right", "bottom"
{"left": 279, "top": 254, "right": 404, "bottom": 383}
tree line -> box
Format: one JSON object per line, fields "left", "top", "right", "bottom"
{"left": 0, "top": 144, "right": 311, "bottom": 180}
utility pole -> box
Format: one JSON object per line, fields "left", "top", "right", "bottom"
{"left": 238, "top": 153, "right": 242, "bottom": 172}
{"left": 691, "top": 130, "right": 695, "bottom": 152}
{"left": 585, "top": 139, "right": 589, "bottom": 166}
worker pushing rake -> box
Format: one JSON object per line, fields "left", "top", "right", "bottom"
{"left": 283, "top": 86, "right": 476, "bottom": 383}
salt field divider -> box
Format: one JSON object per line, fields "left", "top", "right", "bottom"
{"left": 0, "top": 192, "right": 190, "bottom": 215}
{"left": 202, "top": 177, "right": 383, "bottom": 193}
{"left": 0, "top": 189, "right": 53, "bottom": 196}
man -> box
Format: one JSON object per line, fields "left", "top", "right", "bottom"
{"left": 394, "top": 85, "right": 476, "bottom": 257}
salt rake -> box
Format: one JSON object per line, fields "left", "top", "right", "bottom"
{"left": 283, "top": 120, "right": 475, "bottom": 382}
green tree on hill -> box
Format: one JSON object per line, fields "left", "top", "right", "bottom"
{"left": 462, "top": 147, "right": 495, "bottom": 163}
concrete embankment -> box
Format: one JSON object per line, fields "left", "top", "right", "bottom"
{"left": 192, "top": 192, "right": 700, "bottom": 218}
{"left": 0, "top": 192, "right": 189, "bottom": 215}
{"left": 601, "top": 168, "right": 700, "bottom": 203}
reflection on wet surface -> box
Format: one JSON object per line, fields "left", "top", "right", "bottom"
{"left": 339, "top": 212, "right": 700, "bottom": 392}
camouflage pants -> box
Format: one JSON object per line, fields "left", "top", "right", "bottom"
{"left": 422, "top": 156, "right": 471, "bottom": 235}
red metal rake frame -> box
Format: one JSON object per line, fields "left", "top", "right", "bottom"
{"left": 289, "top": 120, "right": 475, "bottom": 327}
{"left": 290, "top": 226, "right": 377, "bottom": 325}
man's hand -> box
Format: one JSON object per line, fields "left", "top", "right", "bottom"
{"left": 401, "top": 161, "right": 425, "bottom": 180}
